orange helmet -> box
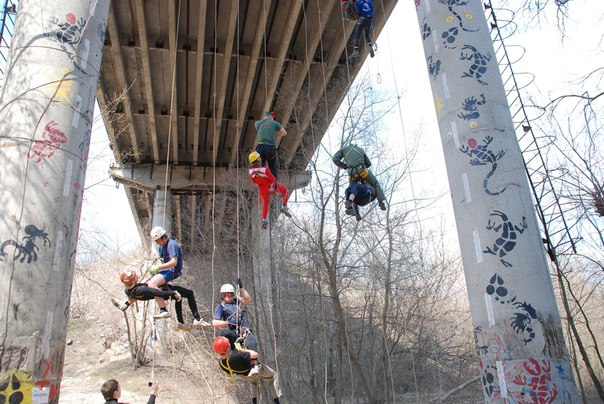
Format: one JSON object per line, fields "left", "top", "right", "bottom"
{"left": 213, "top": 336, "right": 230, "bottom": 354}
{"left": 120, "top": 269, "right": 138, "bottom": 286}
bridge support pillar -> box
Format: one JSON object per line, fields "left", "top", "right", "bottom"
{"left": 151, "top": 187, "right": 173, "bottom": 251}
{"left": 0, "top": 1, "right": 110, "bottom": 402}
{"left": 414, "top": 0, "right": 579, "bottom": 401}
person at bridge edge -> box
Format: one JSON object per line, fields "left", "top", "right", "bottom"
{"left": 350, "top": 0, "right": 375, "bottom": 59}
{"left": 341, "top": 0, "right": 358, "bottom": 20}
{"left": 213, "top": 336, "right": 282, "bottom": 404}
{"left": 248, "top": 151, "right": 292, "bottom": 229}
{"left": 112, "top": 269, "right": 211, "bottom": 328}
{"left": 146, "top": 226, "right": 184, "bottom": 318}
{"left": 205, "top": 279, "right": 259, "bottom": 353}
{"left": 102, "top": 378, "right": 159, "bottom": 404}
{"left": 254, "top": 111, "right": 287, "bottom": 180}
{"left": 332, "top": 144, "right": 387, "bottom": 211}
{"left": 344, "top": 180, "right": 378, "bottom": 221}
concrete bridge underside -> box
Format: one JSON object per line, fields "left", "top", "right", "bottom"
{"left": 98, "top": 0, "right": 398, "bottom": 249}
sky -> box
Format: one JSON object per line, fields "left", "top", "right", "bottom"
{"left": 78, "top": 0, "right": 603, "bottom": 260}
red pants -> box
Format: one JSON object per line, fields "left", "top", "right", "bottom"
{"left": 259, "top": 182, "right": 289, "bottom": 219}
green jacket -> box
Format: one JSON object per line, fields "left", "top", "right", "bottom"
{"left": 332, "top": 144, "right": 372, "bottom": 169}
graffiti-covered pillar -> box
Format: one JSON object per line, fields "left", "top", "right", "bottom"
{"left": 0, "top": 1, "right": 110, "bottom": 402}
{"left": 414, "top": 1, "right": 579, "bottom": 402}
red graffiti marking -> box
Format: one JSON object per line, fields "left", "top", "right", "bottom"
{"left": 512, "top": 358, "right": 558, "bottom": 403}
{"left": 25, "top": 121, "right": 67, "bottom": 164}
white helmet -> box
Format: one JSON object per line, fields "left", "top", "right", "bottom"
{"left": 220, "top": 284, "right": 235, "bottom": 294}
{"left": 150, "top": 226, "right": 167, "bottom": 240}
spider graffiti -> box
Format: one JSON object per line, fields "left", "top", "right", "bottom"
{"left": 458, "top": 94, "right": 486, "bottom": 120}
{"left": 513, "top": 359, "right": 559, "bottom": 404}
{"left": 24, "top": 121, "right": 67, "bottom": 164}
{"left": 460, "top": 44, "right": 492, "bottom": 85}
{"left": 483, "top": 210, "right": 527, "bottom": 268}
{"left": 0, "top": 224, "right": 52, "bottom": 264}
{"left": 511, "top": 301, "right": 538, "bottom": 344}
{"left": 459, "top": 136, "right": 506, "bottom": 195}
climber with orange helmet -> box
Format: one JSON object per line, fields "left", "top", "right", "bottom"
{"left": 248, "top": 151, "right": 292, "bottom": 229}
{"left": 213, "top": 336, "right": 282, "bottom": 404}
{"left": 145, "top": 226, "right": 184, "bottom": 318}
{"left": 111, "top": 269, "right": 179, "bottom": 319}
{"left": 207, "top": 279, "right": 258, "bottom": 352}
{"left": 254, "top": 111, "right": 286, "bottom": 180}
{"left": 112, "top": 269, "right": 210, "bottom": 327}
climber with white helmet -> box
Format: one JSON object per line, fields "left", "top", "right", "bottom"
{"left": 146, "top": 226, "right": 184, "bottom": 318}
{"left": 206, "top": 278, "right": 258, "bottom": 352}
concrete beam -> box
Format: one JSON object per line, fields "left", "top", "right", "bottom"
{"left": 110, "top": 163, "right": 311, "bottom": 192}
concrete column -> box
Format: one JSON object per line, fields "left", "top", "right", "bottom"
{"left": 151, "top": 187, "right": 172, "bottom": 251}
{"left": 414, "top": 1, "right": 579, "bottom": 402}
{"left": 0, "top": 1, "right": 110, "bottom": 403}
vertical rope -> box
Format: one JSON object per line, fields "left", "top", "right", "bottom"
{"left": 161, "top": 0, "right": 182, "bottom": 228}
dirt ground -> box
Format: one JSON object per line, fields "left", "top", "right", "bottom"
{"left": 60, "top": 261, "right": 247, "bottom": 403}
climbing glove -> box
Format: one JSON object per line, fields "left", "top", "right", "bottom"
{"left": 149, "top": 266, "right": 160, "bottom": 275}
{"left": 235, "top": 277, "right": 243, "bottom": 289}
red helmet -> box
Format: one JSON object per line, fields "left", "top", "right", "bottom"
{"left": 213, "top": 336, "right": 230, "bottom": 354}
{"left": 120, "top": 269, "right": 138, "bottom": 286}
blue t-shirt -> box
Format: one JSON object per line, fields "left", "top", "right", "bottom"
{"left": 213, "top": 298, "right": 251, "bottom": 329}
{"left": 354, "top": 0, "right": 374, "bottom": 18}
{"left": 159, "top": 239, "right": 183, "bottom": 277}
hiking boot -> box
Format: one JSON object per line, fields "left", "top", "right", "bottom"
{"left": 344, "top": 200, "right": 355, "bottom": 215}
{"left": 350, "top": 49, "right": 359, "bottom": 59}
{"left": 379, "top": 201, "right": 387, "bottom": 211}
{"left": 193, "top": 318, "right": 211, "bottom": 327}
{"left": 173, "top": 291, "right": 182, "bottom": 302}
{"left": 280, "top": 205, "right": 292, "bottom": 218}
{"left": 354, "top": 204, "right": 362, "bottom": 221}
{"left": 153, "top": 310, "right": 170, "bottom": 319}
{"left": 248, "top": 365, "right": 261, "bottom": 376}
{"left": 111, "top": 297, "right": 129, "bottom": 312}
{"left": 368, "top": 43, "right": 375, "bottom": 58}
{"left": 177, "top": 322, "right": 192, "bottom": 332}
{"left": 261, "top": 220, "right": 268, "bottom": 229}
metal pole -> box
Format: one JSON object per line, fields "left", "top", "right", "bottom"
{"left": 414, "top": 0, "right": 579, "bottom": 401}
{"left": 0, "top": 1, "right": 110, "bottom": 402}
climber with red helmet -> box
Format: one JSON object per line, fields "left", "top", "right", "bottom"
{"left": 254, "top": 111, "right": 287, "bottom": 180}
{"left": 112, "top": 269, "right": 211, "bottom": 327}
{"left": 248, "top": 151, "right": 292, "bottom": 229}
{"left": 213, "top": 336, "right": 282, "bottom": 404}
{"left": 206, "top": 279, "right": 259, "bottom": 353}
{"left": 145, "top": 226, "right": 184, "bottom": 318}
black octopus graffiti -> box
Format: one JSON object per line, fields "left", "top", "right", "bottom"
{"left": 459, "top": 135, "right": 506, "bottom": 195}
{"left": 24, "top": 121, "right": 67, "bottom": 164}
{"left": 511, "top": 301, "right": 538, "bottom": 344}
{"left": 483, "top": 210, "right": 527, "bottom": 268}
{"left": 457, "top": 94, "right": 486, "bottom": 121}
{"left": 460, "top": 44, "right": 492, "bottom": 85}
{"left": 1, "top": 224, "right": 52, "bottom": 264}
